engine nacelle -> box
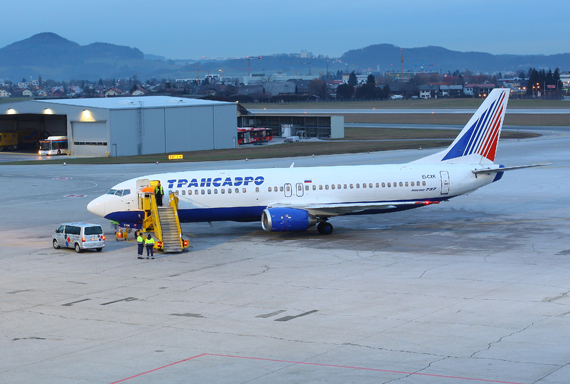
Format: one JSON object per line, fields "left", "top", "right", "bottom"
{"left": 261, "top": 208, "right": 317, "bottom": 232}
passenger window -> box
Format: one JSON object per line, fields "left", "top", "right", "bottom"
{"left": 255, "top": 187, "right": 259, "bottom": 192}
{"left": 393, "top": 182, "right": 397, "bottom": 187}
{"left": 362, "top": 183, "right": 366, "bottom": 188}
{"left": 331, "top": 184, "right": 335, "bottom": 190}
{"left": 369, "top": 183, "right": 373, "bottom": 188}
{"left": 305, "top": 185, "right": 309, "bottom": 191}
{"left": 268, "top": 187, "right": 272, "bottom": 192}
{"left": 350, "top": 184, "right": 354, "bottom": 189}
{"left": 228, "top": 188, "right": 232, "bottom": 194}
{"left": 411, "top": 181, "right": 414, "bottom": 187}
{"left": 312, "top": 185, "right": 316, "bottom": 190}
{"left": 344, "top": 184, "right": 347, "bottom": 189}
{"left": 181, "top": 190, "right": 186, "bottom": 195}
{"left": 375, "top": 183, "right": 379, "bottom": 188}
{"left": 399, "top": 182, "right": 403, "bottom": 187}
{"left": 405, "top": 182, "right": 408, "bottom": 187}
{"left": 417, "top": 181, "right": 420, "bottom": 186}
{"left": 201, "top": 190, "right": 205, "bottom": 195}
{"left": 319, "top": 185, "right": 323, "bottom": 190}
{"left": 422, "top": 181, "right": 426, "bottom": 186}
{"left": 243, "top": 188, "right": 247, "bottom": 193}
{"left": 356, "top": 183, "right": 360, "bottom": 188}
{"left": 221, "top": 189, "right": 225, "bottom": 194}
{"left": 382, "top": 182, "right": 385, "bottom": 188}
{"left": 387, "top": 182, "right": 391, "bottom": 187}
{"left": 280, "top": 186, "right": 283, "bottom": 192}
{"left": 207, "top": 190, "right": 211, "bottom": 194}
{"left": 214, "top": 189, "right": 218, "bottom": 194}
{"left": 235, "top": 188, "right": 239, "bottom": 193}
{"left": 325, "top": 185, "right": 329, "bottom": 190}
{"left": 274, "top": 187, "right": 278, "bottom": 192}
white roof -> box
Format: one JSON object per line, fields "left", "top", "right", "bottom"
{"left": 34, "top": 96, "right": 232, "bottom": 110}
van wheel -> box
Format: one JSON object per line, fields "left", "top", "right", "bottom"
{"left": 53, "top": 239, "right": 60, "bottom": 249}
{"left": 75, "top": 243, "right": 82, "bottom": 253}
{"left": 57, "top": 150, "right": 61, "bottom": 155}
{"left": 96, "top": 248, "right": 102, "bottom": 252}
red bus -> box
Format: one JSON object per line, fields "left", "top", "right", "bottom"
{"left": 237, "top": 127, "right": 273, "bottom": 145}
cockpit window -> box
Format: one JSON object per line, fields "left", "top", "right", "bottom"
{"left": 106, "top": 189, "right": 117, "bottom": 195}
{"left": 115, "top": 190, "right": 122, "bottom": 196}
{"left": 122, "top": 189, "right": 131, "bottom": 196}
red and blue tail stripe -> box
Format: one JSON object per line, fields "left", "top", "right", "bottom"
{"left": 442, "top": 91, "right": 507, "bottom": 162}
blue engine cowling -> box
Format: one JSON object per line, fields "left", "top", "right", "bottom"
{"left": 261, "top": 208, "right": 317, "bottom": 232}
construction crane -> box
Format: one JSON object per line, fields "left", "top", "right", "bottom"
{"left": 244, "top": 56, "right": 262, "bottom": 77}
{"left": 401, "top": 49, "right": 404, "bottom": 77}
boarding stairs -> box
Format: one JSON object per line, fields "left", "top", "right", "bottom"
{"left": 138, "top": 180, "right": 188, "bottom": 253}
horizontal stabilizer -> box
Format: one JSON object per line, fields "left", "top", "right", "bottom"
{"left": 472, "top": 163, "right": 552, "bottom": 175}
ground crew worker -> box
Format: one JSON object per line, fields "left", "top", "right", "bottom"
{"left": 145, "top": 234, "right": 155, "bottom": 259}
{"left": 155, "top": 181, "right": 164, "bottom": 206}
{"left": 136, "top": 231, "right": 144, "bottom": 259}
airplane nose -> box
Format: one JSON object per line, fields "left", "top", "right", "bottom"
{"left": 87, "top": 196, "right": 106, "bottom": 217}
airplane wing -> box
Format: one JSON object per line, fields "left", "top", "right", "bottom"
{"left": 269, "top": 200, "right": 441, "bottom": 218}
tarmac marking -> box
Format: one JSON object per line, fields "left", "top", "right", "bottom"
{"left": 109, "top": 353, "right": 526, "bottom": 384}
{"left": 170, "top": 313, "right": 204, "bottom": 318}
{"left": 256, "top": 309, "right": 287, "bottom": 318}
{"left": 62, "top": 299, "right": 91, "bottom": 306}
{"left": 275, "top": 309, "right": 318, "bottom": 322}
{"left": 101, "top": 297, "right": 137, "bottom": 306}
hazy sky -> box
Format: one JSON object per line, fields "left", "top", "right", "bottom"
{"left": 3, "top": 0, "right": 568, "bottom": 60}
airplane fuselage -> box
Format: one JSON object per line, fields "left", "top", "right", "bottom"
{"left": 88, "top": 163, "right": 501, "bottom": 226}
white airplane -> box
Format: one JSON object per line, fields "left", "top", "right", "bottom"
{"left": 87, "top": 89, "right": 542, "bottom": 234}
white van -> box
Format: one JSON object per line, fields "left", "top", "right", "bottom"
{"left": 53, "top": 223, "right": 106, "bottom": 253}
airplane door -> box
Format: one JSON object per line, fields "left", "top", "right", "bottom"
{"left": 284, "top": 183, "right": 292, "bottom": 197}
{"left": 440, "top": 171, "right": 450, "bottom": 195}
{"left": 296, "top": 183, "right": 304, "bottom": 197}
{"left": 136, "top": 179, "right": 151, "bottom": 209}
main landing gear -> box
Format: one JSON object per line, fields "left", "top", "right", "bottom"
{"left": 317, "top": 221, "right": 333, "bottom": 235}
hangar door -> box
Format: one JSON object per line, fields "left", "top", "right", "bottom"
{"left": 71, "top": 122, "right": 108, "bottom": 156}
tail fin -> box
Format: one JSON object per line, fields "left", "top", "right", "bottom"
{"left": 413, "top": 88, "right": 510, "bottom": 165}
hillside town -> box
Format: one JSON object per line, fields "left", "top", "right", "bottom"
{"left": 1, "top": 67, "right": 568, "bottom": 102}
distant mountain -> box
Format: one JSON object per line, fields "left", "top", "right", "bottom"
{"left": 0, "top": 32, "right": 167, "bottom": 81}
{"left": 0, "top": 33, "right": 568, "bottom": 82}
{"left": 340, "top": 43, "right": 570, "bottom": 73}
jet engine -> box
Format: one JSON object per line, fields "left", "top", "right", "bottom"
{"left": 261, "top": 208, "right": 317, "bottom": 232}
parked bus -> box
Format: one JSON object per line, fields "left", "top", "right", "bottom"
{"left": 237, "top": 128, "right": 273, "bottom": 145}
{"left": 39, "top": 136, "right": 69, "bottom": 155}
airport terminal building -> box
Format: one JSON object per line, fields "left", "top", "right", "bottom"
{"left": 0, "top": 96, "right": 238, "bottom": 156}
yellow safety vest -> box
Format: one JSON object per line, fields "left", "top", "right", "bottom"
{"left": 145, "top": 238, "right": 155, "bottom": 246}
{"left": 137, "top": 235, "right": 143, "bottom": 244}
{"left": 155, "top": 185, "right": 164, "bottom": 194}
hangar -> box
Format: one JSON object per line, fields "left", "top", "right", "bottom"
{"left": 0, "top": 96, "right": 238, "bottom": 156}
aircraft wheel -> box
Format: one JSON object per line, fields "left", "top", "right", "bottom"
{"left": 317, "top": 222, "right": 333, "bottom": 235}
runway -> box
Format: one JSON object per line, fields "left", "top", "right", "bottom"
{"left": 1, "top": 129, "right": 569, "bottom": 383}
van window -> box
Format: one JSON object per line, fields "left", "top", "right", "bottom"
{"left": 56, "top": 225, "right": 64, "bottom": 233}
{"left": 84, "top": 226, "right": 103, "bottom": 235}
{"left": 67, "top": 226, "right": 81, "bottom": 235}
